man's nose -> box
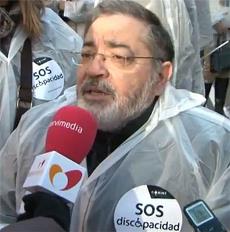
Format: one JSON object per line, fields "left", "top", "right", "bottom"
{"left": 86, "top": 54, "right": 109, "bottom": 77}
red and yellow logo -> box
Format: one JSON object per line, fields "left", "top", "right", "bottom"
{"left": 49, "top": 164, "right": 82, "bottom": 191}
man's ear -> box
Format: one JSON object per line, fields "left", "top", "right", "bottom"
{"left": 154, "top": 61, "right": 173, "bottom": 95}
{"left": 161, "top": 61, "right": 173, "bottom": 81}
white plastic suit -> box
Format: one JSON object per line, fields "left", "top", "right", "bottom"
{"left": 69, "top": 84, "right": 230, "bottom": 232}
{"left": 0, "top": 7, "right": 83, "bottom": 150}
{"left": 147, "top": 0, "right": 204, "bottom": 95}
{"left": 209, "top": 0, "right": 230, "bottom": 118}
{"left": 0, "top": 86, "right": 76, "bottom": 224}
{"left": 0, "top": 83, "right": 230, "bottom": 231}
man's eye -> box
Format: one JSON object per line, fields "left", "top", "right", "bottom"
{"left": 125, "top": 56, "right": 135, "bottom": 64}
{"left": 112, "top": 54, "right": 125, "bottom": 60}
{"left": 81, "top": 52, "right": 94, "bottom": 59}
{"left": 111, "top": 54, "right": 132, "bottom": 64}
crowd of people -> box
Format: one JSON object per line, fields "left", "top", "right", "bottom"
{"left": 0, "top": 0, "right": 83, "bottom": 150}
{"left": 0, "top": 0, "right": 230, "bottom": 231}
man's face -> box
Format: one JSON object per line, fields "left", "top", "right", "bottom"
{"left": 77, "top": 14, "right": 161, "bottom": 131}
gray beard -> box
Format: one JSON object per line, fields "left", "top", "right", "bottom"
{"left": 77, "top": 76, "right": 156, "bottom": 132}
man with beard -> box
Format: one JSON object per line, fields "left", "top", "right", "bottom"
{"left": 1, "top": 1, "right": 230, "bottom": 231}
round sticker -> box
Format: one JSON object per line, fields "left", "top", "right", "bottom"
{"left": 114, "top": 185, "right": 183, "bottom": 232}
{"left": 32, "top": 57, "right": 64, "bottom": 100}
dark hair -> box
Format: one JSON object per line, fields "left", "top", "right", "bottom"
{"left": 84, "top": 0, "right": 174, "bottom": 62}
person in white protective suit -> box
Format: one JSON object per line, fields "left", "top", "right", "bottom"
{"left": 207, "top": 0, "right": 230, "bottom": 118}
{"left": 44, "top": 0, "right": 94, "bottom": 36}
{"left": 194, "top": 0, "right": 213, "bottom": 53}
{"left": 0, "top": 1, "right": 230, "bottom": 231}
{"left": 0, "top": 0, "right": 83, "bottom": 150}
{"left": 146, "top": 0, "right": 204, "bottom": 95}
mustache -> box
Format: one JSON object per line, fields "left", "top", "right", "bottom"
{"left": 80, "top": 78, "right": 116, "bottom": 97}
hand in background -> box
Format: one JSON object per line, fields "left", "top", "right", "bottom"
{"left": 213, "top": 20, "right": 228, "bottom": 34}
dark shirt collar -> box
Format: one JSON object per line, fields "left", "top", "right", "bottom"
{"left": 87, "top": 96, "right": 158, "bottom": 175}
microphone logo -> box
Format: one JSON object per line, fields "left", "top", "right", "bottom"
{"left": 49, "top": 120, "right": 83, "bottom": 134}
{"left": 49, "top": 164, "right": 82, "bottom": 191}
{"left": 38, "top": 160, "right": 46, "bottom": 168}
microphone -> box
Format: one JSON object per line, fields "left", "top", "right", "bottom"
{"left": 23, "top": 105, "right": 97, "bottom": 203}
{"left": 45, "top": 105, "right": 97, "bottom": 163}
